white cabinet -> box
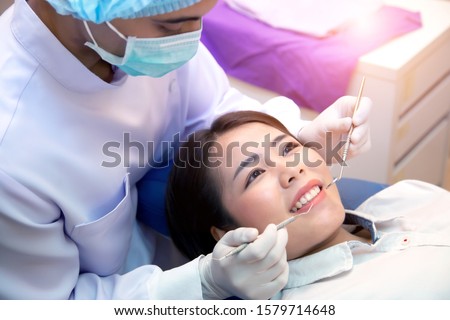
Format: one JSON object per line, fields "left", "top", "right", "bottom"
{"left": 341, "top": 0, "right": 450, "bottom": 186}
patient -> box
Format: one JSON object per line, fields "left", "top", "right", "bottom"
{"left": 166, "top": 110, "right": 450, "bottom": 299}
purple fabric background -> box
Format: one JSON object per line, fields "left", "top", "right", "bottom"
{"left": 202, "top": 0, "right": 422, "bottom": 112}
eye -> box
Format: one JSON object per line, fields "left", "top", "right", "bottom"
{"left": 282, "top": 141, "right": 300, "bottom": 157}
{"left": 245, "top": 168, "right": 265, "bottom": 188}
{"left": 157, "top": 22, "right": 183, "bottom": 34}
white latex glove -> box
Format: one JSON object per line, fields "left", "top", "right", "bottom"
{"left": 199, "top": 224, "right": 289, "bottom": 300}
{"left": 298, "top": 96, "right": 372, "bottom": 164}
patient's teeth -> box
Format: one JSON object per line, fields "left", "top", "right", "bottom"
{"left": 291, "top": 186, "right": 321, "bottom": 213}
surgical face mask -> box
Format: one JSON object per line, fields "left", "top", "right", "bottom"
{"left": 83, "top": 21, "right": 202, "bottom": 77}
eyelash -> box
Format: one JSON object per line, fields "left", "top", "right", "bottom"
{"left": 157, "top": 23, "right": 183, "bottom": 34}
{"left": 282, "top": 141, "right": 301, "bottom": 156}
{"left": 245, "top": 169, "right": 265, "bottom": 189}
{"left": 244, "top": 141, "right": 301, "bottom": 188}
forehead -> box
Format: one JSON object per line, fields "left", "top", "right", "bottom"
{"left": 212, "top": 123, "right": 270, "bottom": 184}
{"left": 150, "top": 0, "right": 217, "bottom": 22}
{"left": 112, "top": 0, "right": 216, "bottom": 32}
{"left": 214, "top": 123, "right": 285, "bottom": 166}
{"left": 218, "top": 122, "right": 280, "bottom": 146}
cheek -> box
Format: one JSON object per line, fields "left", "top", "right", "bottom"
{"left": 225, "top": 190, "right": 283, "bottom": 232}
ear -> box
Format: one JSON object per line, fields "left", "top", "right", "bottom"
{"left": 210, "top": 226, "right": 227, "bottom": 242}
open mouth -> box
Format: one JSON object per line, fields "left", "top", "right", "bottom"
{"left": 290, "top": 185, "right": 321, "bottom": 213}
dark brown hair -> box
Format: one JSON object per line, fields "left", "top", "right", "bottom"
{"left": 166, "top": 110, "right": 294, "bottom": 260}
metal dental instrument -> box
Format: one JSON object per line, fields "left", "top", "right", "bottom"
{"left": 218, "top": 204, "right": 314, "bottom": 261}
{"left": 326, "top": 76, "right": 366, "bottom": 189}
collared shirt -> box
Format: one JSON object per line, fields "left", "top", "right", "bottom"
{"left": 0, "top": 0, "right": 305, "bottom": 299}
{"left": 273, "top": 180, "right": 450, "bottom": 299}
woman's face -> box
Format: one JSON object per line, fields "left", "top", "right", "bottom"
{"left": 215, "top": 123, "right": 345, "bottom": 260}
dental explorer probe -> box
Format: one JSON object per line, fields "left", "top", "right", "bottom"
{"left": 326, "top": 76, "right": 366, "bottom": 189}
{"left": 218, "top": 204, "right": 314, "bottom": 261}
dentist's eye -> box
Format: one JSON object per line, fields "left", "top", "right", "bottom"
{"left": 156, "top": 22, "right": 183, "bottom": 34}
{"left": 282, "top": 142, "right": 300, "bottom": 157}
{"left": 245, "top": 169, "right": 265, "bottom": 188}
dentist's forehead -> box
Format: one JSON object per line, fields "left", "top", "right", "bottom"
{"left": 45, "top": 0, "right": 202, "bottom": 23}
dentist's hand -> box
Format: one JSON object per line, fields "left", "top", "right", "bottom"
{"left": 199, "top": 224, "right": 289, "bottom": 300}
{"left": 298, "top": 96, "right": 372, "bottom": 164}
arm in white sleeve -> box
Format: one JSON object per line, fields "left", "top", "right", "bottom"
{"left": 0, "top": 169, "right": 202, "bottom": 300}
{"left": 73, "top": 258, "right": 202, "bottom": 300}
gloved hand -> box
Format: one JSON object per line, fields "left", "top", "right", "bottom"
{"left": 199, "top": 224, "right": 289, "bottom": 300}
{"left": 298, "top": 96, "right": 372, "bottom": 164}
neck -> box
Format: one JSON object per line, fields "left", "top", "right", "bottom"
{"left": 28, "top": 0, "right": 114, "bottom": 82}
{"left": 305, "top": 227, "right": 371, "bottom": 257}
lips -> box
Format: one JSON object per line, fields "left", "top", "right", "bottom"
{"left": 290, "top": 180, "right": 323, "bottom": 213}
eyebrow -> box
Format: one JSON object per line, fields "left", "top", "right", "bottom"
{"left": 234, "top": 153, "right": 260, "bottom": 180}
{"left": 232, "top": 133, "right": 288, "bottom": 180}
{"left": 155, "top": 16, "right": 201, "bottom": 24}
{"left": 273, "top": 134, "right": 288, "bottom": 145}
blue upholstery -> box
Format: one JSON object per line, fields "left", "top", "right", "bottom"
{"left": 136, "top": 165, "right": 173, "bottom": 237}
{"left": 136, "top": 165, "right": 388, "bottom": 236}
{"left": 336, "top": 177, "right": 388, "bottom": 210}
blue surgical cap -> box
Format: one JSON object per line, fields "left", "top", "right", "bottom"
{"left": 46, "top": 0, "right": 202, "bottom": 23}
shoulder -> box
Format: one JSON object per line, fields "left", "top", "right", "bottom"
{"left": 356, "top": 179, "right": 450, "bottom": 214}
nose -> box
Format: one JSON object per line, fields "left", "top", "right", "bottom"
{"left": 279, "top": 165, "right": 304, "bottom": 188}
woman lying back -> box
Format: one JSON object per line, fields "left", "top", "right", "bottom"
{"left": 166, "top": 110, "right": 450, "bottom": 299}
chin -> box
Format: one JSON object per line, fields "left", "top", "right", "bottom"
{"left": 287, "top": 250, "right": 303, "bottom": 261}
{"left": 287, "top": 243, "right": 320, "bottom": 260}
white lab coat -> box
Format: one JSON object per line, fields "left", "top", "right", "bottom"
{"left": 0, "top": 0, "right": 305, "bottom": 299}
